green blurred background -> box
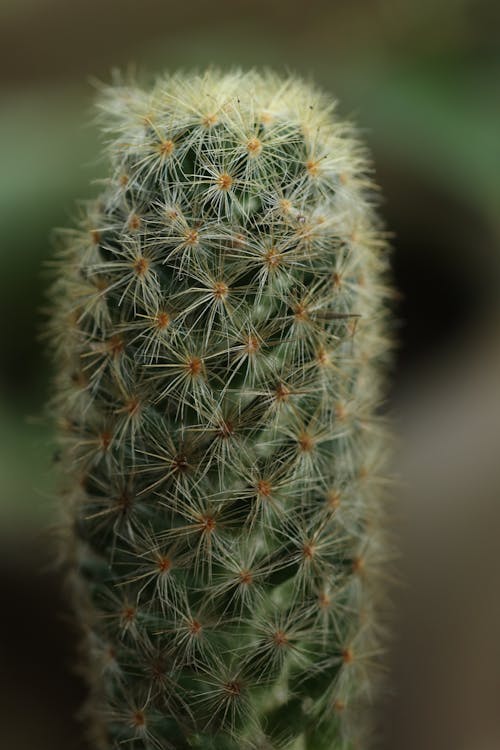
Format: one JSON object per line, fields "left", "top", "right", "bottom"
{"left": 1, "top": 1, "right": 499, "bottom": 748}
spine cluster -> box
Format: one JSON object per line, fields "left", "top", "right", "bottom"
{"left": 48, "top": 70, "right": 393, "bottom": 750}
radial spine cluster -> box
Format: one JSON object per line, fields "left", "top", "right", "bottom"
{"left": 49, "top": 70, "right": 393, "bottom": 750}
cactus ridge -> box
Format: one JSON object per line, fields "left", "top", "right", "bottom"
{"left": 49, "top": 70, "right": 393, "bottom": 750}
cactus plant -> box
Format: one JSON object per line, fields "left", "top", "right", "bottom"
{"left": 48, "top": 69, "right": 393, "bottom": 750}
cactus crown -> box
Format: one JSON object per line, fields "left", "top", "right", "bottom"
{"left": 49, "top": 70, "right": 392, "bottom": 750}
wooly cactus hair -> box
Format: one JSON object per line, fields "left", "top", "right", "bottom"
{"left": 47, "top": 69, "right": 393, "bottom": 750}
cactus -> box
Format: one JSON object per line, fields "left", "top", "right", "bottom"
{"left": 48, "top": 70, "right": 393, "bottom": 750}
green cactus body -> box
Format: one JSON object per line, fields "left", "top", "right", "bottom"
{"left": 49, "top": 70, "right": 392, "bottom": 750}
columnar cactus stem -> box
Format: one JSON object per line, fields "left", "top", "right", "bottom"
{"left": 48, "top": 70, "right": 393, "bottom": 750}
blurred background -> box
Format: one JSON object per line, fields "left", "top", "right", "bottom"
{"left": 1, "top": 1, "right": 499, "bottom": 748}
